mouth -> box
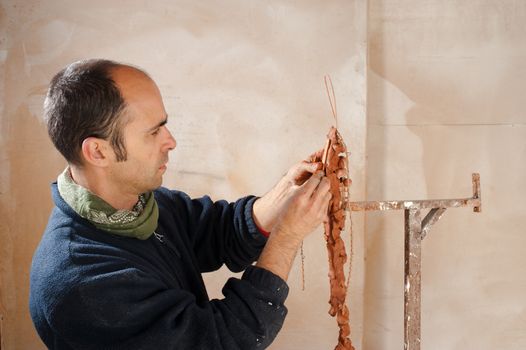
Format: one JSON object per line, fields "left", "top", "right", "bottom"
{"left": 159, "top": 156, "right": 169, "bottom": 171}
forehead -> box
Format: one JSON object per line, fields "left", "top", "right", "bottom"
{"left": 112, "top": 67, "right": 166, "bottom": 126}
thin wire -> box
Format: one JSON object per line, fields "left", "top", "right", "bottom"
{"left": 324, "top": 75, "right": 338, "bottom": 128}
{"left": 345, "top": 209, "right": 354, "bottom": 292}
{"left": 301, "top": 241, "right": 306, "bottom": 291}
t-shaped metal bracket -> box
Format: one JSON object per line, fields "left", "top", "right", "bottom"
{"left": 348, "top": 173, "right": 481, "bottom": 350}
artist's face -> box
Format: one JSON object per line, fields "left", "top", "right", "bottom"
{"left": 108, "top": 69, "right": 176, "bottom": 194}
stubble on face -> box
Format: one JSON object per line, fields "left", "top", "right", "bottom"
{"left": 106, "top": 66, "right": 172, "bottom": 195}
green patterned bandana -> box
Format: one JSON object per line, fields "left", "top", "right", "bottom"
{"left": 57, "top": 168, "right": 158, "bottom": 240}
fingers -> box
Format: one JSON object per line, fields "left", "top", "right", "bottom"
{"left": 298, "top": 161, "right": 320, "bottom": 174}
{"left": 289, "top": 149, "right": 326, "bottom": 186}
{"left": 313, "top": 176, "right": 331, "bottom": 200}
{"left": 308, "top": 177, "right": 332, "bottom": 223}
{"left": 306, "top": 149, "right": 324, "bottom": 163}
{"left": 288, "top": 147, "right": 338, "bottom": 188}
{"left": 320, "top": 191, "right": 332, "bottom": 220}
{"left": 299, "top": 172, "right": 332, "bottom": 212}
{"left": 321, "top": 188, "right": 332, "bottom": 208}
{"left": 299, "top": 171, "right": 324, "bottom": 197}
{"left": 311, "top": 176, "right": 332, "bottom": 211}
{"left": 274, "top": 172, "right": 332, "bottom": 241}
{"left": 292, "top": 161, "right": 322, "bottom": 186}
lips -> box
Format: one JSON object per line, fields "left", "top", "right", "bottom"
{"left": 159, "top": 155, "right": 169, "bottom": 171}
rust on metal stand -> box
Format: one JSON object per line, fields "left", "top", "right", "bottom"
{"left": 347, "top": 173, "right": 481, "bottom": 350}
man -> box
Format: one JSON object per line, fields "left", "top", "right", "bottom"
{"left": 30, "top": 59, "right": 332, "bottom": 349}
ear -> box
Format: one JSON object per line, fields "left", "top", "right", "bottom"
{"left": 81, "top": 137, "right": 111, "bottom": 167}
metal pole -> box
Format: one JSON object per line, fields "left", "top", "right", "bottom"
{"left": 345, "top": 174, "right": 480, "bottom": 349}
{"left": 404, "top": 208, "right": 422, "bottom": 350}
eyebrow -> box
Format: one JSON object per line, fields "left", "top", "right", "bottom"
{"left": 146, "top": 114, "right": 168, "bottom": 133}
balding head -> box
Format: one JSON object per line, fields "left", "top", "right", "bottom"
{"left": 110, "top": 65, "right": 164, "bottom": 120}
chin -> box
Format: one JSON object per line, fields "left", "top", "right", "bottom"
{"left": 137, "top": 178, "right": 162, "bottom": 194}
{"left": 151, "top": 177, "right": 164, "bottom": 191}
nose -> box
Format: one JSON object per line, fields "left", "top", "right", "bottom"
{"left": 164, "top": 127, "right": 177, "bottom": 151}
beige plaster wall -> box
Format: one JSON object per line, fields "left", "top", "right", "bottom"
{"left": 366, "top": 0, "right": 526, "bottom": 349}
{"left": 3, "top": 1, "right": 524, "bottom": 349}
{"left": 0, "top": 1, "right": 366, "bottom": 349}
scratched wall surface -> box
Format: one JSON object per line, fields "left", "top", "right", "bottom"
{"left": 366, "top": 1, "right": 526, "bottom": 349}
{"left": 0, "top": 1, "right": 366, "bottom": 349}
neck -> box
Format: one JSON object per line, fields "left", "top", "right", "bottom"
{"left": 69, "top": 165, "right": 139, "bottom": 210}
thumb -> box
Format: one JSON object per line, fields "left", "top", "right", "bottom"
{"left": 300, "top": 161, "right": 321, "bottom": 173}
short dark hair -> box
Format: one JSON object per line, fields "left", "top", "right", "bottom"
{"left": 44, "top": 59, "right": 130, "bottom": 165}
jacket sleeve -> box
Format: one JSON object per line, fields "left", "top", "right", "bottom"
{"left": 156, "top": 188, "right": 267, "bottom": 273}
{"left": 48, "top": 263, "right": 289, "bottom": 350}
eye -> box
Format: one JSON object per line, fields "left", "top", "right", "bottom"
{"left": 151, "top": 129, "right": 160, "bottom": 136}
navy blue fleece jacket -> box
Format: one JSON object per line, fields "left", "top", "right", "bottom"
{"left": 29, "top": 184, "right": 289, "bottom": 349}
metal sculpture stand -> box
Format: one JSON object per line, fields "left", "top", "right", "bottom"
{"left": 348, "top": 174, "right": 481, "bottom": 350}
